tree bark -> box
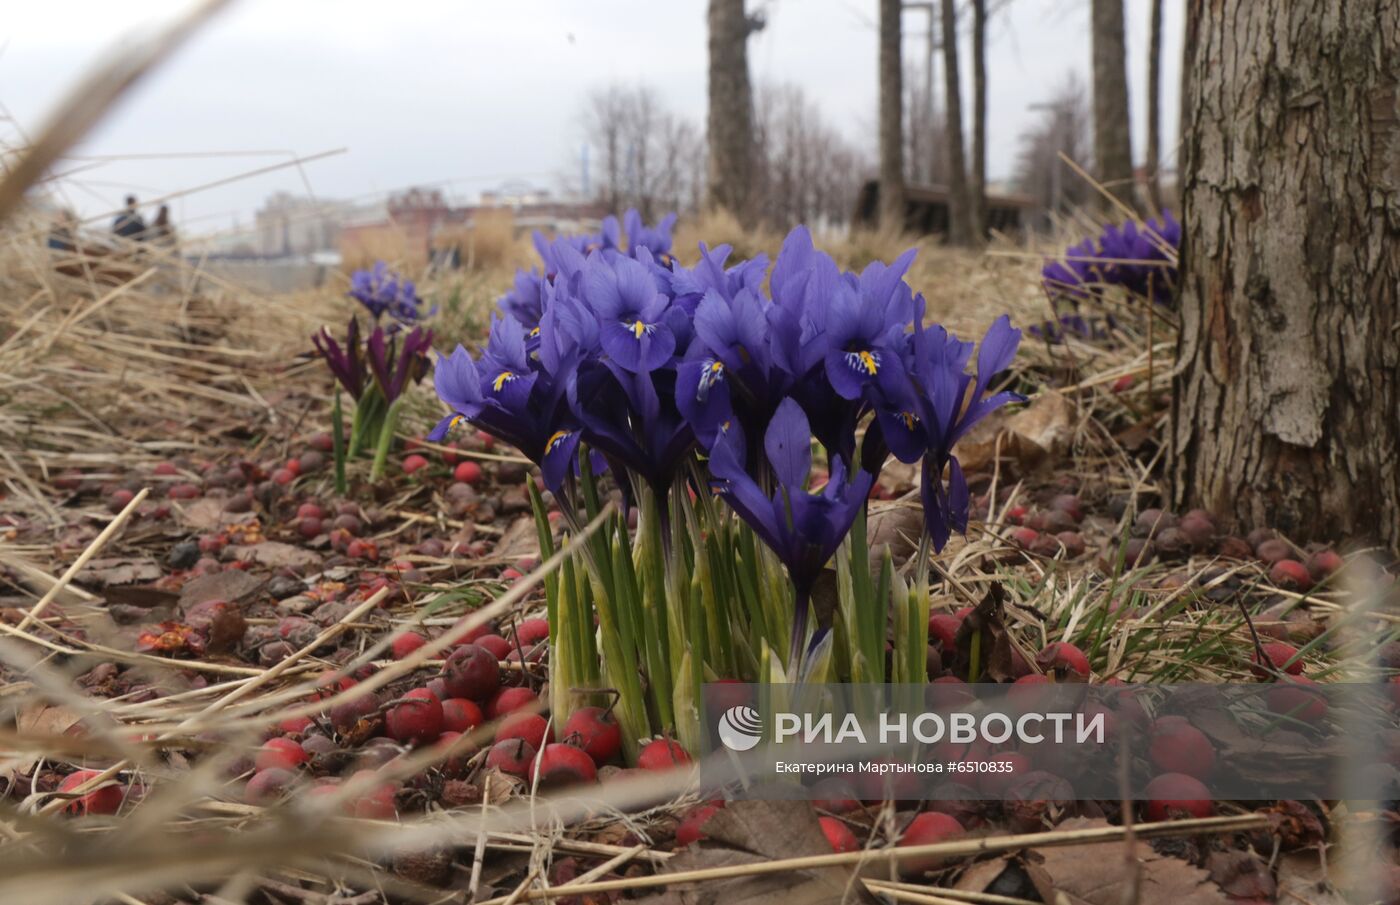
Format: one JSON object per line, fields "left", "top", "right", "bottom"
{"left": 1145, "top": 0, "right": 1163, "bottom": 212}
{"left": 940, "top": 0, "right": 972, "bottom": 245}
{"left": 1090, "top": 0, "right": 1135, "bottom": 209}
{"left": 969, "top": 0, "right": 988, "bottom": 242}
{"left": 707, "top": 0, "right": 755, "bottom": 219}
{"left": 878, "top": 0, "right": 906, "bottom": 231}
{"left": 1171, "top": 0, "right": 1400, "bottom": 549}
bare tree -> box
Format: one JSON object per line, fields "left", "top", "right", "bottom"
{"left": 1171, "top": 0, "right": 1400, "bottom": 548}
{"left": 878, "top": 0, "right": 905, "bottom": 230}
{"left": 940, "top": 0, "right": 972, "bottom": 245}
{"left": 968, "top": 0, "right": 988, "bottom": 241}
{"left": 707, "top": 0, "right": 759, "bottom": 219}
{"left": 1013, "top": 73, "right": 1093, "bottom": 224}
{"left": 1145, "top": 0, "right": 1164, "bottom": 212}
{"left": 1090, "top": 0, "right": 1134, "bottom": 209}
{"left": 581, "top": 85, "right": 704, "bottom": 217}
{"left": 754, "top": 83, "right": 867, "bottom": 230}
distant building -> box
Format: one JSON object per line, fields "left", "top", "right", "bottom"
{"left": 255, "top": 192, "right": 354, "bottom": 257}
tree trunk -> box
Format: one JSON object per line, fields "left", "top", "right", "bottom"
{"left": 878, "top": 0, "right": 905, "bottom": 231}
{"left": 1171, "top": 0, "right": 1400, "bottom": 549}
{"left": 707, "top": 0, "right": 755, "bottom": 219}
{"left": 940, "top": 0, "right": 972, "bottom": 245}
{"left": 1145, "top": 0, "right": 1163, "bottom": 212}
{"left": 969, "top": 0, "right": 988, "bottom": 242}
{"left": 1090, "top": 0, "right": 1134, "bottom": 209}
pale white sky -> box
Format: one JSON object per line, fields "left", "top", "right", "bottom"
{"left": 1, "top": 0, "right": 1181, "bottom": 232}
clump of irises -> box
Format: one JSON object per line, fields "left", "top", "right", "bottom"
{"left": 431, "top": 211, "right": 1022, "bottom": 753}
{"left": 313, "top": 264, "right": 435, "bottom": 488}
{"left": 1036, "top": 211, "right": 1179, "bottom": 342}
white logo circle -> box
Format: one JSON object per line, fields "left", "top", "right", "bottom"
{"left": 717, "top": 705, "right": 763, "bottom": 751}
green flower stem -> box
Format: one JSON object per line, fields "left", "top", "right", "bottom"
{"left": 368, "top": 397, "right": 402, "bottom": 483}
{"left": 330, "top": 388, "right": 348, "bottom": 497}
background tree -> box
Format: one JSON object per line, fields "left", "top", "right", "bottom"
{"left": 1144, "top": 0, "right": 1164, "bottom": 212}
{"left": 878, "top": 0, "right": 906, "bottom": 230}
{"left": 968, "top": 0, "right": 988, "bottom": 240}
{"left": 754, "top": 83, "right": 866, "bottom": 229}
{"left": 707, "top": 0, "right": 759, "bottom": 219}
{"left": 1171, "top": 0, "right": 1400, "bottom": 547}
{"left": 940, "top": 0, "right": 972, "bottom": 245}
{"left": 582, "top": 85, "right": 704, "bottom": 217}
{"left": 1089, "top": 0, "right": 1134, "bottom": 209}
{"left": 1014, "top": 73, "right": 1093, "bottom": 224}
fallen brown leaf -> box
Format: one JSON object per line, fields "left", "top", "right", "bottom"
{"left": 1024, "top": 818, "right": 1228, "bottom": 905}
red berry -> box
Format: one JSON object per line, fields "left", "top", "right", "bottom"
{"left": 514, "top": 617, "right": 550, "bottom": 647}
{"left": 168, "top": 482, "right": 201, "bottom": 499}
{"left": 278, "top": 715, "right": 313, "bottom": 736}
{"left": 478, "top": 432, "right": 496, "bottom": 451}
{"left": 1111, "top": 374, "right": 1135, "bottom": 393}
{"left": 402, "top": 454, "right": 430, "bottom": 475}
{"left": 153, "top": 462, "right": 179, "bottom": 477}
{"left": 245, "top": 768, "right": 296, "bottom": 805}
{"left": 453, "top": 461, "right": 483, "bottom": 485}
{"left": 927, "top": 613, "right": 961, "bottom": 651}
{"left": 309, "top": 432, "right": 335, "bottom": 452}
{"left": 284, "top": 459, "right": 302, "bottom": 477}
{"left": 272, "top": 469, "right": 296, "bottom": 486}
{"left": 57, "top": 770, "right": 124, "bottom": 816}
{"left": 1306, "top": 549, "right": 1344, "bottom": 581}
{"left": 1268, "top": 559, "right": 1313, "bottom": 591}
{"left": 486, "top": 738, "right": 536, "bottom": 777}
{"left": 530, "top": 743, "right": 597, "bottom": 787}
{"left": 108, "top": 488, "right": 136, "bottom": 512}
{"left": 819, "top": 816, "right": 860, "bottom": 853}
{"left": 1267, "top": 675, "right": 1328, "bottom": 723}
{"left": 255, "top": 737, "right": 309, "bottom": 771}
{"left": 1251, "top": 642, "right": 1304, "bottom": 679}
{"left": 442, "top": 644, "right": 500, "bottom": 700}
{"left": 1143, "top": 773, "right": 1213, "bottom": 820}
{"left": 637, "top": 738, "right": 690, "bottom": 771}
{"left": 675, "top": 803, "right": 723, "bottom": 847}
{"left": 385, "top": 688, "right": 444, "bottom": 745}
{"left": 496, "top": 712, "right": 552, "bottom": 749}
{"left": 1148, "top": 717, "right": 1216, "bottom": 780}
{"left": 1010, "top": 527, "right": 1040, "bottom": 548}
{"left": 347, "top": 770, "right": 398, "bottom": 819}
{"left": 390, "top": 632, "right": 427, "bottom": 661}
{"left": 296, "top": 502, "right": 324, "bottom": 520}
{"left": 297, "top": 517, "right": 322, "bottom": 538}
{"left": 562, "top": 706, "right": 622, "bottom": 764}
{"left": 898, "top": 812, "right": 964, "bottom": 875}
{"left": 441, "top": 698, "right": 484, "bottom": 733}
{"left": 476, "top": 633, "right": 512, "bottom": 660}
{"left": 487, "top": 686, "right": 537, "bottom": 718}
{"left": 501, "top": 567, "right": 524, "bottom": 581}
{"left": 1036, "top": 642, "right": 1090, "bottom": 678}
{"left": 345, "top": 538, "right": 378, "bottom": 561}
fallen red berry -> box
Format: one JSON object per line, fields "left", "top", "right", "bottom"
{"left": 442, "top": 644, "right": 500, "bottom": 700}
{"left": 1148, "top": 717, "right": 1215, "bottom": 780}
{"left": 1143, "top": 772, "right": 1212, "bottom": 820}
{"left": 1267, "top": 675, "right": 1328, "bottom": 723}
{"left": 562, "top": 706, "right": 622, "bottom": 764}
{"left": 245, "top": 767, "right": 296, "bottom": 805}
{"left": 1251, "top": 642, "right": 1304, "bottom": 679}
{"left": 637, "top": 738, "right": 690, "bottom": 771}
{"left": 530, "top": 742, "right": 597, "bottom": 787}
{"left": 674, "top": 802, "right": 723, "bottom": 846}
{"left": 347, "top": 770, "right": 398, "bottom": 819}
{"left": 453, "top": 461, "right": 483, "bottom": 485}
{"left": 390, "top": 632, "right": 427, "bottom": 660}
{"left": 476, "top": 633, "right": 512, "bottom": 660}
{"left": 496, "top": 712, "right": 552, "bottom": 749}
{"left": 153, "top": 462, "right": 179, "bottom": 477}
{"left": 57, "top": 770, "right": 124, "bottom": 816}
{"left": 927, "top": 613, "right": 961, "bottom": 651}
{"left": 402, "top": 454, "right": 430, "bottom": 475}
{"left": 108, "top": 488, "right": 136, "bottom": 512}
{"left": 898, "top": 812, "right": 964, "bottom": 875}
{"left": 1268, "top": 559, "right": 1312, "bottom": 591}
{"left": 819, "top": 815, "right": 860, "bottom": 853}
{"left": 515, "top": 618, "right": 549, "bottom": 647}
{"left": 1036, "top": 641, "right": 1090, "bottom": 678}
{"left": 441, "top": 698, "right": 484, "bottom": 733}
{"left": 271, "top": 469, "right": 296, "bottom": 486}
{"left": 488, "top": 686, "right": 537, "bottom": 718}
{"left": 385, "top": 689, "right": 444, "bottom": 745}
{"left": 309, "top": 432, "right": 335, "bottom": 452}
{"left": 255, "top": 737, "right": 309, "bottom": 771}
{"left": 1306, "top": 549, "right": 1344, "bottom": 581}
{"left": 486, "top": 738, "right": 536, "bottom": 777}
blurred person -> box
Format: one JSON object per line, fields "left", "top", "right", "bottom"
{"left": 47, "top": 209, "right": 79, "bottom": 252}
{"left": 148, "top": 204, "right": 178, "bottom": 249}
{"left": 112, "top": 195, "right": 145, "bottom": 239}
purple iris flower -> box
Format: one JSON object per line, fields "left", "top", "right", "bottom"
{"left": 708, "top": 399, "right": 873, "bottom": 667}
{"left": 348, "top": 261, "right": 436, "bottom": 326}
{"left": 1041, "top": 211, "right": 1179, "bottom": 310}
{"left": 874, "top": 313, "right": 1023, "bottom": 550}
{"left": 498, "top": 268, "right": 547, "bottom": 331}
{"left": 312, "top": 317, "right": 366, "bottom": 400}
{"left": 581, "top": 251, "right": 677, "bottom": 374}
{"left": 365, "top": 324, "right": 434, "bottom": 404}
{"left": 623, "top": 209, "right": 678, "bottom": 261}
{"left": 675, "top": 287, "right": 772, "bottom": 447}
{"left": 669, "top": 242, "right": 768, "bottom": 314}
{"left": 821, "top": 249, "right": 918, "bottom": 408}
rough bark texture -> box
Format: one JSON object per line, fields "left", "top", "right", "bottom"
{"left": 707, "top": 0, "right": 755, "bottom": 218}
{"left": 1090, "top": 0, "right": 1134, "bottom": 208}
{"left": 940, "top": 0, "right": 972, "bottom": 245}
{"left": 969, "top": 0, "right": 988, "bottom": 240}
{"left": 878, "top": 0, "right": 905, "bottom": 231}
{"left": 1172, "top": 0, "right": 1400, "bottom": 549}
{"left": 1145, "top": 0, "right": 1164, "bottom": 212}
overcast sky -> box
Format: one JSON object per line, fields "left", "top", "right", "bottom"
{"left": 2, "top": 0, "right": 1181, "bottom": 234}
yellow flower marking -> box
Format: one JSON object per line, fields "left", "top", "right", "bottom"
{"left": 546, "top": 430, "right": 571, "bottom": 452}
{"left": 857, "top": 350, "right": 879, "bottom": 374}
{"left": 632, "top": 320, "right": 648, "bottom": 339}
{"left": 492, "top": 371, "right": 514, "bottom": 392}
